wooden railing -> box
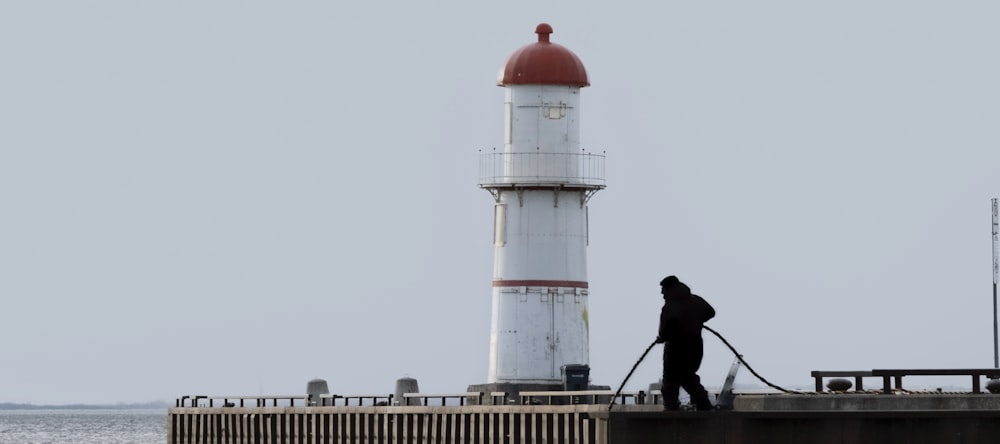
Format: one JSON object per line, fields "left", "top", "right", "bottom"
{"left": 176, "top": 390, "right": 651, "bottom": 409}
{"left": 811, "top": 368, "right": 1000, "bottom": 393}
{"left": 872, "top": 369, "right": 1000, "bottom": 394}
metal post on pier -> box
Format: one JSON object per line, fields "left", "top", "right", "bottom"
{"left": 992, "top": 198, "right": 998, "bottom": 368}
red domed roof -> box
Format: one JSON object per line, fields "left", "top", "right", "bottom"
{"left": 497, "top": 23, "right": 589, "bottom": 87}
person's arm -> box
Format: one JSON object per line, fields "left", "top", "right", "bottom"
{"left": 657, "top": 306, "right": 672, "bottom": 342}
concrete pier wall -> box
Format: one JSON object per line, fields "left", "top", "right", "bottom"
{"left": 594, "top": 409, "right": 1000, "bottom": 444}
{"left": 735, "top": 394, "right": 1000, "bottom": 411}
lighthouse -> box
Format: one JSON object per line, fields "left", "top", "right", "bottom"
{"left": 477, "top": 24, "right": 606, "bottom": 387}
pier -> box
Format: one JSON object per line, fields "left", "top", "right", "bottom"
{"left": 168, "top": 391, "right": 1000, "bottom": 444}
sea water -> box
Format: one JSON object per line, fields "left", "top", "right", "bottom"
{"left": 0, "top": 409, "right": 166, "bottom": 444}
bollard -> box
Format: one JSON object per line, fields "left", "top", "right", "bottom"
{"left": 306, "top": 379, "right": 330, "bottom": 406}
{"left": 394, "top": 377, "right": 420, "bottom": 406}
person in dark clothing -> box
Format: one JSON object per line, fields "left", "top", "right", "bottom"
{"left": 656, "top": 275, "right": 716, "bottom": 411}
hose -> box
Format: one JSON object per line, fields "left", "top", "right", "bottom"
{"left": 607, "top": 326, "right": 801, "bottom": 410}
{"left": 702, "top": 325, "right": 802, "bottom": 394}
{"left": 607, "top": 339, "right": 658, "bottom": 410}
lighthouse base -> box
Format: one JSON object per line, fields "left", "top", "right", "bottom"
{"left": 466, "top": 382, "right": 612, "bottom": 406}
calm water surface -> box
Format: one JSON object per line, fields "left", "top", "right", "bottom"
{"left": 0, "top": 409, "right": 166, "bottom": 444}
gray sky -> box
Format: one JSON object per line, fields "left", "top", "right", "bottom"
{"left": 2, "top": 1, "right": 999, "bottom": 405}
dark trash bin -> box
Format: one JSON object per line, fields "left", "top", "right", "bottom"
{"left": 561, "top": 364, "right": 590, "bottom": 404}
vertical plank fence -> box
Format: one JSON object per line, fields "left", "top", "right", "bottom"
{"left": 169, "top": 405, "right": 607, "bottom": 444}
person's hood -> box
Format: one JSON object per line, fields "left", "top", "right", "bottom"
{"left": 663, "top": 281, "right": 692, "bottom": 300}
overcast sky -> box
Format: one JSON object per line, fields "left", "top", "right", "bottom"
{"left": 2, "top": 1, "right": 999, "bottom": 405}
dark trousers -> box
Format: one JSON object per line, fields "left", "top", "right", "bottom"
{"left": 662, "top": 338, "right": 712, "bottom": 409}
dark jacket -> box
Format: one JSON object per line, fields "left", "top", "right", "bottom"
{"left": 658, "top": 283, "right": 715, "bottom": 343}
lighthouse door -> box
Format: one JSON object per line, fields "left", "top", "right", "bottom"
{"left": 551, "top": 288, "right": 588, "bottom": 378}
{"left": 515, "top": 288, "right": 558, "bottom": 380}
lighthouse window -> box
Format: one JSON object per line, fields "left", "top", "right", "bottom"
{"left": 494, "top": 204, "right": 507, "bottom": 246}
{"left": 545, "top": 105, "right": 565, "bottom": 119}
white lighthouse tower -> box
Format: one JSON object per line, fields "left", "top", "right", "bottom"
{"left": 478, "top": 24, "right": 606, "bottom": 387}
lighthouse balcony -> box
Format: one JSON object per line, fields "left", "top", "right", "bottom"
{"left": 478, "top": 151, "right": 606, "bottom": 189}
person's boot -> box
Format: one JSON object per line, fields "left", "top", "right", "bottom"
{"left": 663, "top": 401, "right": 681, "bottom": 411}
{"left": 693, "top": 397, "right": 715, "bottom": 411}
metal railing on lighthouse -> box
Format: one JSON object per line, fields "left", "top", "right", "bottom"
{"left": 478, "top": 151, "right": 606, "bottom": 188}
